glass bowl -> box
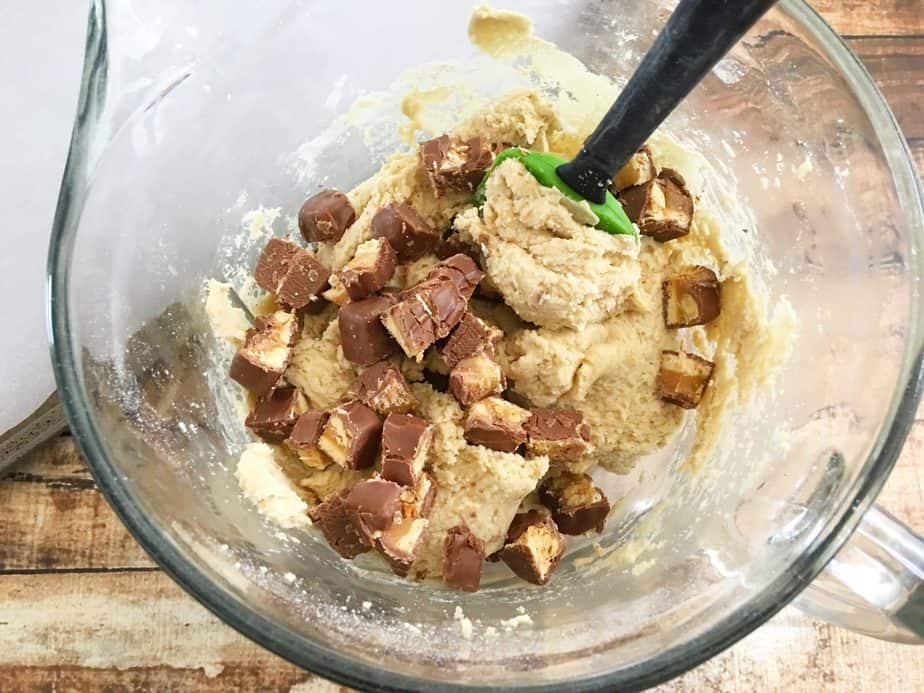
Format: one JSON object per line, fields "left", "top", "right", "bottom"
{"left": 48, "top": 0, "right": 924, "bottom": 690}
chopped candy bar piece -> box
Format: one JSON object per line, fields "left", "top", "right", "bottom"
{"left": 441, "top": 312, "right": 502, "bottom": 369}
{"left": 416, "top": 276, "right": 468, "bottom": 339}
{"left": 299, "top": 189, "right": 355, "bottom": 244}
{"left": 419, "top": 135, "right": 494, "bottom": 196}
{"left": 463, "top": 396, "right": 530, "bottom": 453}
{"left": 381, "top": 413, "right": 433, "bottom": 487}
{"left": 229, "top": 311, "right": 298, "bottom": 396}
{"left": 339, "top": 238, "right": 397, "bottom": 301}
{"left": 370, "top": 203, "right": 440, "bottom": 262}
{"left": 380, "top": 292, "right": 439, "bottom": 360}
{"left": 338, "top": 293, "right": 399, "bottom": 365}
{"left": 610, "top": 145, "right": 656, "bottom": 193}
{"left": 308, "top": 489, "right": 370, "bottom": 559}
{"left": 539, "top": 471, "right": 610, "bottom": 535}
{"left": 436, "top": 232, "right": 481, "bottom": 264}
{"left": 524, "top": 408, "right": 592, "bottom": 462}
{"left": 348, "top": 361, "right": 417, "bottom": 416}
{"left": 619, "top": 168, "right": 694, "bottom": 242}
{"left": 427, "top": 253, "right": 484, "bottom": 300}
{"left": 318, "top": 401, "right": 383, "bottom": 469}
{"left": 245, "top": 386, "right": 308, "bottom": 442}
{"left": 376, "top": 517, "right": 428, "bottom": 577}
{"left": 286, "top": 410, "right": 332, "bottom": 469}
{"left": 399, "top": 472, "right": 437, "bottom": 520}
{"left": 443, "top": 525, "right": 485, "bottom": 592}
{"left": 662, "top": 266, "right": 721, "bottom": 328}
{"left": 657, "top": 350, "right": 715, "bottom": 409}
{"left": 254, "top": 238, "right": 331, "bottom": 310}
{"left": 345, "top": 477, "right": 404, "bottom": 543}
{"left": 500, "top": 509, "right": 566, "bottom": 585}
{"left": 450, "top": 353, "right": 506, "bottom": 406}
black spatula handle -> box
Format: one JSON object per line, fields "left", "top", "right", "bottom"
{"left": 557, "top": 0, "right": 777, "bottom": 203}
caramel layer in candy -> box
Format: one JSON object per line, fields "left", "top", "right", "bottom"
{"left": 500, "top": 509, "right": 566, "bottom": 586}
{"left": 376, "top": 517, "right": 428, "bottom": 577}
{"left": 463, "top": 396, "right": 530, "bottom": 453}
{"left": 539, "top": 471, "right": 610, "bottom": 535}
{"left": 229, "top": 311, "right": 298, "bottom": 396}
{"left": 381, "top": 413, "right": 433, "bottom": 487}
{"left": 657, "top": 350, "right": 715, "bottom": 409}
{"left": 339, "top": 238, "right": 397, "bottom": 301}
{"left": 286, "top": 410, "right": 332, "bottom": 470}
{"left": 662, "top": 266, "right": 721, "bottom": 328}
{"left": 338, "top": 293, "right": 399, "bottom": 366}
{"left": 610, "top": 145, "right": 656, "bottom": 193}
{"left": 245, "top": 386, "right": 308, "bottom": 442}
{"left": 427, "top": 253, "right": 483, "bottom": 300}
{"left": 619, "top": 168, "right": 694, "bottom": 242}
{"left": 318, "top": 400, "right": 383, "bottom": 469}
{"left": 299, "top": 189, "right": 355, "bottom": 244}
{"left": 524, "top": 408, "right": 592, "bottom": 462}
{"left": 450, "top": 353, "right": 505, "bottom": 406}
{"left": 443, "top": 525, "right": 485, "bottom": 592}
{"left": 348, "top": 361, "right": 417, "bottom": 416}
{"left": 441, "top": 312, "right": 502, "bottom": 369}
{"left": 308, "top": 489, "right": 370, "bottom": 559}
{"left": 399, "top": 472, "right": 437, "bottom": 520}
{"left": 419, "top": 135, "right": 494, "bottom": 196}
{"left": 370, "top": 203, "right": 439, "bottom": 262}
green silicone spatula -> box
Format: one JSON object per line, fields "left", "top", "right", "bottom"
{"left": 477, "top": 0, "right": 779, "bottom": 237}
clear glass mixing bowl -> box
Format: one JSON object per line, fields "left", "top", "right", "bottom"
{"left": 48, "top": 0, "right": 924, "bottom": 689}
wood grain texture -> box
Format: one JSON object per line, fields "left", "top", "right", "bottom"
{"left": 811, "top": 0, "right": 924, "bottom": 37}
{"left": 2, "top": 4, "right": 923, "bottom": 692}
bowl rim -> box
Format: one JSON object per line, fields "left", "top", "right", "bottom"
{"left": 47, "top": 0, "right": 924, "bottom": 690}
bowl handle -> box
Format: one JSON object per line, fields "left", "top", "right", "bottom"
{"left": 795, "top": 505, "right": 924, "bottom": 643}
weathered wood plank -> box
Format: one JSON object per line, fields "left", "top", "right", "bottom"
{"left": 846, "top": 37, "right": 924, "bottom": 140}
{"left": 811, "top": 0, "right": 924, "bottom": 37}
{"left": 0, "top": 437, "right": 154, "bottom": 571}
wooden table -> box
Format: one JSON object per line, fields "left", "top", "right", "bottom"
{"left": 2, "top": 2, "right": 923, "bottom": 691}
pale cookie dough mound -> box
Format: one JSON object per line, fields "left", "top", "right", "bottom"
{"left": 236, "top": 443, "right": 311, "bottom": 529}
{"left": 286, "top": 319, "right": 358, "bottom": 408}
{"left": 410, "top": 383, "right": 549, "bottom": 578}
{"left": 455, "top": 159, "right": 641, "bottom": 330}
{"left": 503, "top": 241, "right": 684, "bottom": 473}
{"left": 453, "top": 90, "right": 561, "bottom": 152}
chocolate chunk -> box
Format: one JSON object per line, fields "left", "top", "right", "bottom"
{"left": 662, "top": 266, "right": 721, "bottom": 328}
{"left": 381, "top": 413, "right": 433, "bottom": 487}
{"left": 254, "top": 238, "right": 301, "bottom": 293}
{"left": 463, "top": 396, "right": 530, "bottom": 453}
{"left": 376, "top": 517, "right": 428, "bottom": 577}
{"left": 619, "top": 168, "right": 694, "bottom": 242}
{"left": 539, "top": 471, "right": 610, "bottom": 535}
{"left": 286, "top": 410, "right": 332, "bottom": 469}
{"left": 417, "top": 277, "right": 467, "bottom": 338}
{"left": 419, "top": 135, "right": 494, "bottom": 196}
{"left": 308, "top": 490, "right": 370, "bottom": 559}
{"left": 245, "top": 386, "right": 308, "bottom": 442}
{"left": 500, "top": 509, "right": 566, "bottom": 585}
{"left": 317, "top": 401, "right": 383, "bottom": 469}
{"left": 524, "top": 408, "right": 592, "bottom": 462}
{"left": 370, "top": 203, "right": 439, "bottom": 262}
{"left": 338, "top": 294, "right": 400, "bottom": 365}
{"left": 436, "top": 232, "right": 482, "bottom": 263}
{"left": 298, "top": 189, "right": 355, "bottom": 244}
{"left": 657, "top": 350, "right": 715, "bottom": 409}
{"left": 399, "top": 472, "right": 437, "bottom": 519}
{"left": 427, "top": 253, "right": 484, "bottom": 300}
{"left": 254, "top": 238, "right": 331, "bottom": 310}
{"left": 229, "top": 311, "right": 298, "bottom": 396}
{"left": 348, "top": 361, "right": 417, "bottom": 416}
{"left": 610, "top": 145, "right": 656, "bottom": 193}
{"left": 443, "top": 525, "right": 485, "bottom": 592}
{"left": 380, "top": 292, "right": 438, "bottom": 360}
{"left": 450, "top": 353, "right": 505, "bottom": 406}
{"left": 339, "top": 238, "right": 397, "bottom": 301}
{"left": 441, "top": 312, "right": 503, "bottom": 369}
{"left": 345, "top": 477, "right": 404, "bottom": 541}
